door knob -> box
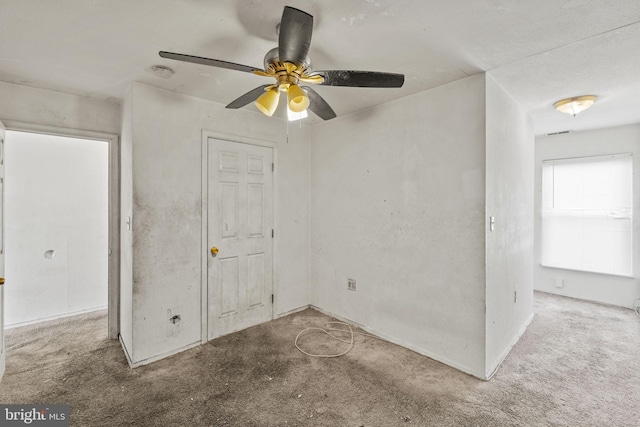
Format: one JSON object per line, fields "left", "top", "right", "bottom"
{"left": 0, "top": 277, "right": 4, "bottom": 285}
{"left": 210, "top": 247, "right": 219, "bottom": 257}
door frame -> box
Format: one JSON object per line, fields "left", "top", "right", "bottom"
{"left": 200, "top": 130, "right": 277, "bottom": 344}
{"left": 1, "top": 119, "right": 120, "bottom": 339}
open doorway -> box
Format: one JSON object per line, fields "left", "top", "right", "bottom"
{"left": 4, "top": 130, "right": 108, "bottom": 326}
{"left": 5, "top": 122, "right": 119, "bottom": 338}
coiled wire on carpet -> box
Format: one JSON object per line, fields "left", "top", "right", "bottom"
{"left": 295, "top": 321, "right": 382, "bottom": 358}
{"left": 297, "top": 300, "right": 640, "bottom": 356}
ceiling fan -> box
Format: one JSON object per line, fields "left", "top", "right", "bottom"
{"left": 159, "top": 6, "right": 404, "bottom": 121}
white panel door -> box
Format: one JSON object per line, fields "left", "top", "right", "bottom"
{"left": 207, "top": 138, "right": 273, "bottom": 340}
{"left": 0, "top": 120, "right": 5, "bottom": 382}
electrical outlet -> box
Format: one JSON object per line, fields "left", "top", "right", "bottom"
{"left": 347, "top": 278, "right": 356, "bottom": 291}
{"left": 514, "top": 290, "right": 517, "bottom": 303}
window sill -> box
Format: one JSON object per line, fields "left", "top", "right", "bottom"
{"left": 540, "top": 264, "right": 634, "bottom": 279}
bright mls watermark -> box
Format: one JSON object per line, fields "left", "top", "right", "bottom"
{"left": 1, "top": 405, "right": 69, "bottom": 426}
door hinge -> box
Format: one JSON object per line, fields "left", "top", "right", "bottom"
{"left": 271, "top": 294, "right": 274, "bottom": 304}
{"left": 271, "top": 229, "right": 274, "bottom": 238}
{"left": 272, "top": 162, "right": 274, "bottom": 172}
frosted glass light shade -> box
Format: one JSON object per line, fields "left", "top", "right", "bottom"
{"left": 255, "top": 88, "right": 280, "bottom": 117}
{"left": 287, "top": 107, "right": 308, "bottom": 121}
{"left": 287, "top": 84, "right": 309, "bottom": 112}
{"left": 553, "top": 95, "right": 597, "bottom": 116}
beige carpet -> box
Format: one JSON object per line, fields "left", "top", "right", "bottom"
{"left": 1, "top": 291, "right": 639, "bottom": 426}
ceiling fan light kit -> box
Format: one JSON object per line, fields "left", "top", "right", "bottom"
{"left": 255, "top": 87, "right": 281, "bottom": 117}
{"left": 288, "top": 107, "right": 308, "bottom": 121}
{"left": 287, "top": 84, "right": 310, "bottom": 112}
{"left": 159, "top": 6, "right": 404, "bottom": 121}
{"left": 553, "top": 95, "right": 597, "bottom": 116}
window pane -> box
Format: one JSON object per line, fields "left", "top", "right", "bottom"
{"left": 541, "top": 154, "right": 633, "bottom": 276}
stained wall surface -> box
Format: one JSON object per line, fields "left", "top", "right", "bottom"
{"left": 121, "top": 83, "right": 310, "bottom": 364}
{"left": 309, "top": 75, "right": 489, "bottom": 377}
{"left": 0, "top": 81, "right": 120, "bottom": 135}
{"left": 1, "top": 77, "right": 541, "bottom": 377}
{"left": 120, "top": 86, "right": 134, "bottom": 354}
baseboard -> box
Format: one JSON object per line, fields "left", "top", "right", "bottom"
{"left": 119, "top": 306, "right": 311, "bottom": 369}
{"left": 484, "top": 311, "right": 536, "bottom": 380}
{"left": 119, "top": 339, "right": 202, "bottom": 369}
{"left": 119, "top": 335, "right": 135, "bottom": 368}
{"left": 309, "top": 305, "right": 487, "bottom": 380}
{"left": 6, "top": 306, "right": 108, "bottom": 329}
{"left": 276, "top": 305, "right": 311, "bottom": 318}
{"left": 535, "top": 289, "right": 634, "bottom": 310}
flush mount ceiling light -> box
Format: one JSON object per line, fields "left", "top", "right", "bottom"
{"left": 553, "top": 95, "right": 597, "bottom": 116}
{"left": 151, "top": 65, "right": 174, "bottom": 78}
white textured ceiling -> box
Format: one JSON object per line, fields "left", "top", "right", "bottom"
{"left": 1, "top": 0, "right": 639, "bottom": 133}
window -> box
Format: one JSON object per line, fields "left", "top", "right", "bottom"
{"left": 541, "top": 154, "right": 633, "bottom": 276}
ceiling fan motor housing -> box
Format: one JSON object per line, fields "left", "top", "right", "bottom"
{"left": 263, "top": 47, "right": 310, "bottom": 70}
{"left": 262, "top": 47, "right": 313, "bottom": 90}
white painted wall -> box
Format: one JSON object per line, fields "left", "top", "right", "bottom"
{"left": 5, "top": 131, "right": 108, "bottom": 326}
{"left": 534, "top": 124, "right": 640, "bottom": 308}
{"left": 309, "top": 74, "right": 535, "bottom": 379}
{"left": 274, "top": 124, "right": 311, "bottom": 315}
{"left": 310, "top": 75, "right": 489, "bottom": 378}
{"left": 120, "top": 83, "right": 310, "bottom": 364}
{"left": 0, "top": 81, "right": 120, "bottom": 135}
{"left": 120, "top": 86, "right": 134, "bottom": 354}
{"left": 485, "top": 75, "right": 534, "bottom": 377}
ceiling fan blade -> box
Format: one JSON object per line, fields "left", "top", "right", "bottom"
{"left": 303, "top": 86, "right": 337, "bottom": 120}
{"left": 310, "top": 70, "right": 405, "bottom": 88}
{"left": 159, "top": 51, "right": 261, "bottom": 73}
{"left": 278, "top": 6, "right": 313, "bottom": 65}
{"left": 226, "top": 84, "right": 272, "bottom": 109}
